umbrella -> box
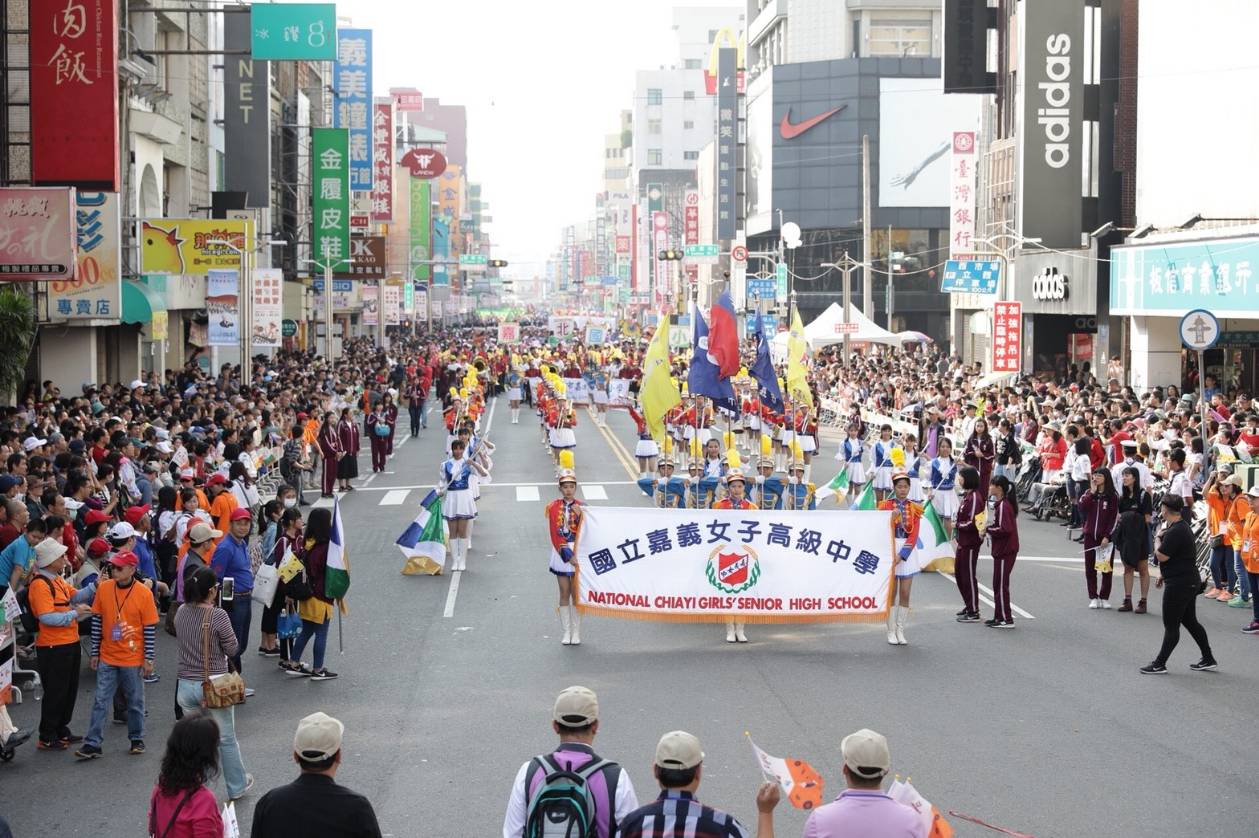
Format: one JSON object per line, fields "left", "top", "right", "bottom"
{"left": 895, "top": 330, "right": 934, "bottom": 344}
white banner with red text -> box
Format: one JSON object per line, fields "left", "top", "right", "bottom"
{"left": 576, "top": 507, "right": 895, "bottom": 623}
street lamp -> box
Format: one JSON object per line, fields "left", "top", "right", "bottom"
{"left": 207, "top": 235, "right": 286, "bottom": 387}
{"left": 300, "top": 257, "right": 355, "bottom": 360}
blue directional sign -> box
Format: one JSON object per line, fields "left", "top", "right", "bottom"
{"left": 746, "top": 276, "right": 776, "bottom": 300}
{"left": 940, "top": 259, "right": 1001, "bottom": 294}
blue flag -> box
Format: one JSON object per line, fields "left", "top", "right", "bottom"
{"left": 751, "top": 321, "right": 784, "bottom": 412}
{"left": 687, "top": 307, "right": 738, "bottom": 413}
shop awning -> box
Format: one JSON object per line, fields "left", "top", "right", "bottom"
{"left": 121, "top": 280, "right": 166, "bottom": 324}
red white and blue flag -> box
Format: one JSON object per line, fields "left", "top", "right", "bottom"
{"left": 707, "top": 291, "right": 740, "bottom": 379}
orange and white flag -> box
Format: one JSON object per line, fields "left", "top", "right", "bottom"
{"left": 886, "top": 778, "right": 954, "bottom": 838}
{"left": 745, "top": 733, "right": 825, "bottom": 810}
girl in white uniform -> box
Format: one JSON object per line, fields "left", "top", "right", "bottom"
{"left": 506, "top": 369, "right": 523, "bottom": 424}
{"left": 590, "top": 370, "right": 610, "bottom": 427}
{"left": 872, "top": 425, "right": 896, "bottom": 500}
{"left": 838, "top": 423, "right": 867, "bottom": 493}
{"left": 439, "top": 438, "right": 487, "bottom": 571}
{"left": 928, "top": 437, "right": 960, "bottom": 539}
{"left": 902, "top": 433, "right": 925, "bottom": 503}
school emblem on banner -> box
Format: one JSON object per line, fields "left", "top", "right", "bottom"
{"left": 708, "top": 545, "right": 760, "bottom": 594}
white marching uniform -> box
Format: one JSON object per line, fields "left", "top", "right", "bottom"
{"left": 927, "top": 456, "right": 960, "bottom": 518}
{"left": 837, "top": 437, "right": 867, "bottom": 484}
{"left": 872, "top": 439, "right": 895, "bottom": 490}
{"left": 440, "top": 457, "right": 478, "bottom": 519}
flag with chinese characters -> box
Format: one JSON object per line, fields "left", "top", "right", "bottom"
{"left": 747, "top": 734, "right": 825, "bottom": 810}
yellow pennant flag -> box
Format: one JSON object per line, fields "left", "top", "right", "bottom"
{"left": 640, "top": 316, "right": 682, "bottom": 441}
{"left": 787, "top": 305, "right": 813, "bottom": 407}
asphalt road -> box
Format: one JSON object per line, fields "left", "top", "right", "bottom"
{"left": 5, "top": 398, "right": 1256, "bottom": 838}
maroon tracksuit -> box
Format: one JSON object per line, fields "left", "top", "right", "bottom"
{"left": 317, "top": 423, "right": 342, "bottom": 495}
{"left": 383, "top": 404, "right": 399, "bottom": 455}
{"left": 986, "top": 496, "right": 1020, "bottom": 623}
{"left": 1079, "top": 490, "right": 1120, "bottom": 601}
{"left": 367, "top": 410, "right": 388, "bottom": 472}
{"left": 954, "top": 489, "right": 986, "bottom": 615}
{"left": 964, "top": 434, "right": 996, "bottom": 493}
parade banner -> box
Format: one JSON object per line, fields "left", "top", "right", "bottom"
{"left": 251, "top": 268, "right": 283, "bottom": 348}
{"left": 577, "top": 507, "right": 895, "bottom": 623}
{"left": 206, "top": 269, "right": 240, "bottom": 346}
{"left": 139, "top": 219, "right": 249, "bottom": 275}
{"left": 498, "top": 322, "right": 520, "bottom": 343}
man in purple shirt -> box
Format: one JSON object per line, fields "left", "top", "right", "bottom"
{"left": 803, "top": 729, "right": 926, "bottom": 838}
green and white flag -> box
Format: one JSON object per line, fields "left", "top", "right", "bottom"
{"left": 912, "top": 500, "right": 955, "bottom": 572}
{"left": 814, "top": 466, "right": 849, "bottom": 503}
{"left": 324, "top": 497, "right": 350, "bottom": 599}
{"left": 850, "top": 479, "right": 877, "bottom": 511}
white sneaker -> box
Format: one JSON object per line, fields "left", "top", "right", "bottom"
{"left": 1088, "top": 599, "right": 1100, "bottom": 609}
{"left": 1100, "top": 599, "right": 1112, "bottom": 609}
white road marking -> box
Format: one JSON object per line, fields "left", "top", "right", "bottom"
{"left": 354, "top": 480, "right": 639, "bottom": 490}
{"left": 582, "top": 484, "right": 608, "bottom": 501}
{"left": 395, "top": 433, "right": 410, "bottom": 451}
{"left": 483, "top": 394, "right": 498, "bottom": 435}
{"left": 442, "top": 570, "right": 462, "bottom": 618}
{"left": 516, "top": 485, "right": 541, "bottom": 502}
{"left": 380, "top": 489, "right": 410, "bottom": 506}
{"left": 939, "top": 571, "right": 1036, "bottom": 619}
{"left": 359, "top": 472, "right": 378, "bottom": 488}
{"left": 995, "top": 555, "right": 1083, "bottom": 563}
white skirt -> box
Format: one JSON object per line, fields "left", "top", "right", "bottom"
{"left": 845, "top": 462, "right": 867, "bottom": 484}
{"left": 799, "top": 434, "right": 817, "bottom": 453}
{"left": 908, "top": 478, "right": 924, "bottom": 503}
{"left": 744, "top": 416, "right": 761, "bottom": 431}
{"left": 894, "top": 536, "right": 923, "bottom": 578}
{"left": 872, "top": 466, "right": 893, "bottom": 490}
{"left": 443, "top": 488, "right": 477, "bottom": 520}
{"left": 635, "top": 439, "right": 659, "bottom": 458}
{"left": 780, "top": 429, "right": 795, "bottom": 445}
{"left": 549, "top": 548, "right": 575, "bottom": 576}
{"left": 592, "top": 390, "right": 609, "bottom": 405}
{"left": 507, "top": 386, "right": 522, "bottom": 401}
{"left": 550, "top": 427, "right": 577, "bottom": 448}
{"left": 931, "top": 488, "right": 959, "bottom": 518}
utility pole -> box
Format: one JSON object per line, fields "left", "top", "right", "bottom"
{"left": 861, "top": 134, "right": 872, "bottom": 322}
{"left": 822, "top": 252, "right": 865, "bottom": 364}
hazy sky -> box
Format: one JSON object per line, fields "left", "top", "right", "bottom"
{"left": 340, "top": 0, "right": 736, "bottom": 279}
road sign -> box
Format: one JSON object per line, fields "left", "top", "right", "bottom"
{"left": 731, "top": 244, "right": 748, "bottom": 263}
{"left": 459, "top": 254, "right": 488, "bottom": 273}
{"left": 683, "top": 244, "right": 719, "bottom": 265}
{"left": 282, "top": 319, "right": 297, "bottom": 338}
{"left": 1179, "top": 309, "right": 1220, "bottom": 351}
{"left": 311, "top": 278, "right": 353, "bottom": 293}
{"left": 775, "top": 262, "right": 788, "bottom": 298}
{"left": 940, "top": 259, "right": 1001, "bottom": 294}
{"left": 250, "top": 3, "right": 336, "bottom": 60}
{"left": 746, "top": 277, "right": 775, "bottom": 301}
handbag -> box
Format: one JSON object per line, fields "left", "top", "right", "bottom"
{"left": 251, "top": 562, "right": 279, "bottom": 607}
{"left": 1094, "top": 543, "right": 1114, "bottom": 574}
{"left": 374, "top": 422, "right": 390, "bottom": 437}
{"left": 285, "top": 563, "right": 314, "bottom": 601}
{"left": 200, "top": 609, "right": 245, "bottom": 709}
{"left": 277, "top": 608, "right": 302, "bottom": 640}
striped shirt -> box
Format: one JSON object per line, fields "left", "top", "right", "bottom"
{"left": 616, "top": 791, "right": 750, "bottom": 838}
{"left": 174, "top": 604, "right": 237, "bottom": 681}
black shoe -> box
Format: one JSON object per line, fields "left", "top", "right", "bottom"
{"left": 310, "top": 668, "right": 339, "bottom": 681}
{"left": 3, "top": 730, "right": 31, "bottom": 749}
{"left": 955, "top": 608, "right": 969, "bottom": 616}
{"left": 74, "top": 744, "right": 103, "bottom": 760}
{"left": 58, "top": 731, "right": 83, "bottom": 744}
{"left": 257, "top": 647, "right": 280, "bottom": 657}
{"left": 1189, "top": 658, "right": 1218, "bottom": 672}
{"left": 957, "top": 612, "right": 981, "bottom": 623}
{"left": 110, "top": 716, "right": 125, "bottom": 725}
{"left": 1139, "top": 662, "right": 1168, "bottom": 674}
{"left": 129, "top": 740, "right": 145, "bottom": 755}
{"left": 984, "top": 618, "right": 1000, "bottom": 627}
{"left": 993, "top": 619, "right": 1015, "bottom": 628}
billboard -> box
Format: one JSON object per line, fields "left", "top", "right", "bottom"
{"left": 943, "top": 0, "right": 995, "bottom": 95}
{"left": 251, "top": 268, "right": 283, "bottom": 348}
{"left": 334, "top": 29, "right": 373, "bottom": 191}
{"left": 362, "top": 283, "right": 379, "bottom": 326}
{"left": 224, "top": 11, "right": 271, "bottom": 207}
{"left": 249, "top": 3, "right": 336, "bottom": 60}
{"left": 206, "top": 269, "right": 240, "bottom": 346}
{"left": 715, "top": 48, "right": 738, "bottom": 240}
{"left": 1110, "top": 235, "right": 1259, "bottom": 318}
{"left": 1018, "top": 0, "right": 1085, "bottom": 249}
{"left": 312, "top": 128, "right": 351, "bottom": 267}
{"left": 336, "top": 236, "right": 387, "bottom": 279}
{"left": 49, "top": 191, "right": 122, "bottom": 320}
{"left": 410, "top": 179, "right": 432, "bottom": 282}
{"left": 948, "top": 131, "right": 978, "bottom": 256}
{"left": 0, "top": 187, "right": 76, "bottom": 279}
{"left": 139, "top": 219, "right": 250, "bottom": 275}
{"left": 745, "top": 72, "right": 774, "bottom": 232}
{"left": 370, "top": 101, "right": 394, "bottom": 221}
{"left": 879, "top": 76, "right": 981, "bottom": 208}
{"left": 29, "top": 0, "right": 120, "bottom": 190}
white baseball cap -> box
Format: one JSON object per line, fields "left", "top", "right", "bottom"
{"left": 655, "top": 731, "right": 704, "bottom": 770}
{"left": 293, "top": 711, "right": 344, "bottom": 761}
{"left": 841, "top": 728, "right": 891, "bottom": 779}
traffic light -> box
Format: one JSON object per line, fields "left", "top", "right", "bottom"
{"left": 657, "top": 249, "right": 683, "bottom": 261}
{"left": 488, "top": 259, "right": 508, "bottom": 268}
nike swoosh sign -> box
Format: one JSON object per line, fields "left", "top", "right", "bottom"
{"left": 779, "top": 104, "right": 847, "bottom": 140}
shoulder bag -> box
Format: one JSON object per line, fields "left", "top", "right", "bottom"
{"left": 200, "top": 608, "right": 246, "bottom": 708}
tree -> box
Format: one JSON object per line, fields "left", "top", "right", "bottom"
{"left": 0, "top": 287, "right": 35, "bottom": 405}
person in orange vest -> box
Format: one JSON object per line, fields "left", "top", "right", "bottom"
{"left": 877, "top": 472, "right": 923, "bottom": 646}
{"left": 545, "top": 469, "right": 585, "bottom": 645}
{"left": 1238, "top": 486, "right": 1259, "bottom": 635}
{"left": 714, "top": 470, "right": 755, "bottom": 645}
{"left": 204, "top": 475, "right": 237, "bottom": 545}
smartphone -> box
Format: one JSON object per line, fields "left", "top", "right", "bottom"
{"left": 221, "top": 577, "right": 235, "bottom": 601}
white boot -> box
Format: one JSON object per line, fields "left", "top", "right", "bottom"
{"left": 569, "top": 606, "right": 581, "bottom": 645}
{"left": 804, "top": 464, "right": 812, "bottom": 484}
{"left": 895, "top": 606, "right": 908, "bottom": 645}
{"left": 455, "top": 539, "right": 468, "bottom": 572}
{"left": 735, "top": 621, "right": 748, "bottom": 643}
{"left": 726, "top": 620, "right": 737, "bottom": 643}
{"left": 887, "top": 606, "right": 899, "bottom": 645}
{"left": 560, "top": 608, "right": 572, "bottom": 645}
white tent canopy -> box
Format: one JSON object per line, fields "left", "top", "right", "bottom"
{"left": 772, "top": 302, "right": 900, "bottom": 352}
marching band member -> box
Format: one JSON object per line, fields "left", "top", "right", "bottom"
{"left": 702, "top": 439, "right": 727, "bottom": 481}
{"left": 548, "top": 400, "right": 577, "bottom": 466}
{"left": 872, "top": 424, "right": 895, "bottom": 502}
{"left": 629, "top": 406, "right": 658, "bottom": 477}
{"left": 739, "top": 384, "right": 761, "bottom": 458}
{"left": 545, "top": 469, "right": 585, "bottom": 645}
{"left": 928, "top": 437, "right": 960, "bottom": 540}
{"left": 714, "top": 470, "right": 755, "bottom": 644}
{"left": 752, "top": 457, "right": 784, "bottom": 510}
{"left": 878, "top": 471, "right": 923, "bottom": 646}
{"left": 506, "top": 367, "right": 523, "bottom": 424}
{"left": 439, "top": 437, "right": 487, "bottom": 572}
{"left": 794, "top": 405, "right": 818, "bottom": 483}
{"left": 684, "top": 460, "right": 719, "bottom": 509}
{"left": 838, "top": 422, "right": 867, "bottom": 496}
{"left": 985, "top": 474, "right": 1020, "bottom": 629}
{"left": 590, "top": 368, "right": 610, "bottom": 427}
{"left": 779, "top": 461, "right": 817, "bottom": 511}
{"left": 901, "top": 433, "right": 925, "bottom": 503}
{"left": 637, "top": 457, "right": 685, "bottom": 508}
{"left": 382, "top": 391, "right": 399, "bottom": 456}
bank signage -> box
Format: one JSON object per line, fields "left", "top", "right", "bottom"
{"left": 1110, "top": 234, "right": 1259, "bottom": 317}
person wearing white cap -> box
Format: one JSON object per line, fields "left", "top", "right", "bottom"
{"left": 802, "top": 728, "right": 926, "bottom": 837}
{"left": 546, "top": 469, "right": 585, "bottom": 644}
{"left": 502, "top": 686, "right": 638, "bottom": 838}
{"left": 250, "top": 711, "right": 382, "bottom": 837}
{"left": 616, "top": 730, "right": 780, "bottom": 838}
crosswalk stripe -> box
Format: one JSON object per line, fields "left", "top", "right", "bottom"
{"left": 516, "top": 485, "right": 541, "bottom": 502}
{"left": 582, "top": 484, "right": 608, "bottom": 501}
{"left": 380, "top": 489, "right": 410, "bottom": 506}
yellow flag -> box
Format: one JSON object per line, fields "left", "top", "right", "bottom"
{"left": 787, "top": 305, "right": 813, "bottom": 407}
{"left": 641, "top": 317, "right": 681, "bottom": 441}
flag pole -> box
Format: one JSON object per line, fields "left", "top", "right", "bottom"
{"left": 337, "top": 602, "right": 344, "bottom": 654}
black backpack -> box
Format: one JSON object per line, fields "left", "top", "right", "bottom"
{"left": 17, "top": 575, "right": 59, "bottom": 635}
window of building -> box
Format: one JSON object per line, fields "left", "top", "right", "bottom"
{"left": 683, "top": 120, "right": 695, "bottom": 130}
{"left": 708, "top": 29, "right": 719, "bottom": 43}
{"left": 684, "top": 58, "right": 702, "bottom": 70}
{"left": 683, "top": 90, "right": 695, "bottom": 101}
{"left": 683, "top": 151, "right": 699, "bottom": 161}
{"left": 867, "top": 18, "right": 933, "bottom": 57}
{"left": 648, "top": 149, "right": 663, "bottom": 166}
{"left": 647, "top": 119, "right": 662, "bottom": 134}
{"left": 647, "top": 88, "right": 663, "bottom": 106}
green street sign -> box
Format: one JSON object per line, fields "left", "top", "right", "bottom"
{"left": 251, "top": 3, "right": 337, "bottom": 60}
{"left": 684, "top": 244, "right": 720, "bottom": 260}
{"left": 311, "top": 128, "right": 350, "bottom": 267}
{"left": 459, "top": 254, "right": 488, "bottom": 272}
{"left": 281, "top": 319, "right": 297, "bottom": 338}
{"left": 776, "top": 262, "right": 789, "bottom": 298}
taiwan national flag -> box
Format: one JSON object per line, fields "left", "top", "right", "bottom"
{"left": 687, "top": 306, "right": 738, "bottom": 414}
{"left": 707, "top": 291, "right": 740, "bottom": 378}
